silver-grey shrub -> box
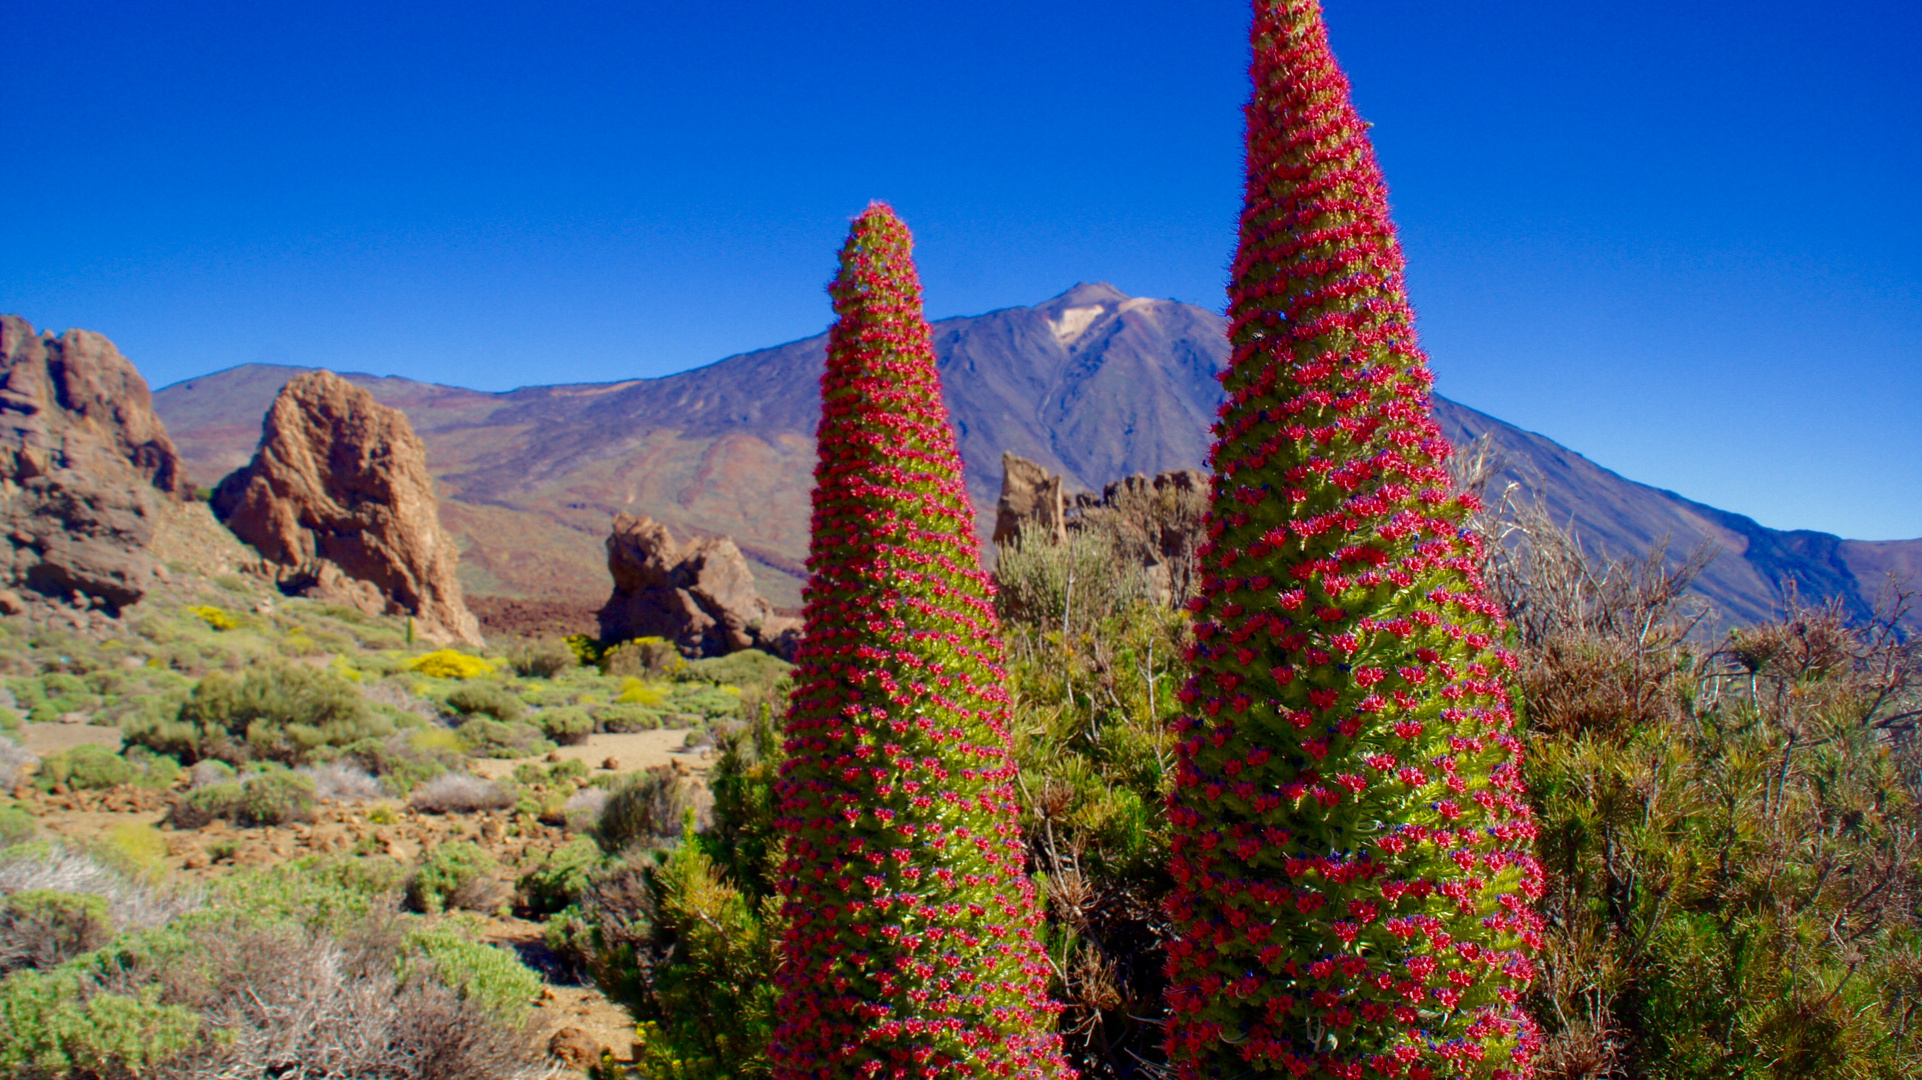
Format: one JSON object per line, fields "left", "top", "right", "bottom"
{"left": 0, "top": 843, "right": 199, "bottom": 933}
{"left": 297, "top": 762, "right": 383, "bottom": 802}
{"left": 408, "top": 774, "right": 512, "bottom": 815}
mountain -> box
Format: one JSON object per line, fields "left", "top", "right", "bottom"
{"left": 152, "top": 284, "right": 1920, "bottom": 623}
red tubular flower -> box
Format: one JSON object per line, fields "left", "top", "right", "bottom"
{"left": 770, "top": 203, "right": 1072, "bottom": 1080}
{"left": 1164, "top": 4, "right": 1542, "bottom": 1078}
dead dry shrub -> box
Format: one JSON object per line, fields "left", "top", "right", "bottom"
{"left": 409, "top": 773, "right": 512, "bottom": 815}
{"left": 595, "top": 767, "right": 711, "bottom": 853}
{"left": 150, "top": 924, "right": 547, "bottom": 1080}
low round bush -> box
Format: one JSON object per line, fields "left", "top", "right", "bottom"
{"left": 35, "top": 744, "right": 132, "bottom": 790}
{"left": 168, "top": 772, "right": 316, "bottom": 829}
{"left": 516, "top": 836, "right": 602, "bottom": 916}
{"left": 403, "top": 926, "right": 543, "bottom": 1019}
{"left": 407, "top": 650, "right": 493, "bottom": 679}
{"left": 603, "top": 637, "right": 684, "bottom": 678}
{"left": 444, "top": 684, "right": 524, "bottom": 724}
{"left": 131, "top": 663, "right": 389, "bottom": 766}
{"left": 0, "top": 805, "right": 37, "bottom": 849}
{"left": 454, "top": 717, "right": 551, "bottom": 759}
{"left": 406, "top": 841, "right": 501, "bottom": 915}
{"left": 507, "top": 639, "right": 576, "bottom": 679}
{"left": 537, "top": 706, "right": 593, "bottom": 746}
{"left": 0, "top": 890, "right": 114, "bottom": 973}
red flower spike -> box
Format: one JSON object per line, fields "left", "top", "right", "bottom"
{"left": 770, "top": 204, "right": 1072, "bottom": 1080}
{"left": 1164, "top": 5, "right": 1540, "bottom": 1079}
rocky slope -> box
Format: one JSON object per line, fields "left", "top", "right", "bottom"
{"left": 212, "top": 370, "right": 482, "bottom": 645}
{"left": 152, "top": 285, "right": 1922, "bottom": 627}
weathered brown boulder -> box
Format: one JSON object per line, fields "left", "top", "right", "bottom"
{"left": 992, "top": 450, "right": 1067, "bottom": 546}
{"left": 211, "top": 370, "right": 481, "bottom": 644}
{"left": 0, "top": 317, "right": 192, "bottom": 611}
{"left": 598, "top": 513, "right": 801, "bottom": 659}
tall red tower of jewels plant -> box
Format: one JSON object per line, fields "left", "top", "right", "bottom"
{"left": 1163, "top": 3, "right": 1544, "bottom": 1078}
{"left": 770, "top": 203, "right": 1070, "bottom": 1080}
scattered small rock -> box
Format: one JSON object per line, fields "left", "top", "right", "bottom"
{"left": 601, "top": 757, "right": 620, "bottom": 771}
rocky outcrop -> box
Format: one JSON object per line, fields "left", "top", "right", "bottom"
{"left": 992, "top": 450, "right": 1067, "bottom": 546}
{"left": 211, "top": 370, "right": 481, "bottom": 645}
{"left": 0, "top": 317, "right": 192, "bottom": 612}
{"left": 598, "top": 513, "right": 801, "bottom": 659}
{"left": 993, "top": 451, "right": 1209, "bottom": 603}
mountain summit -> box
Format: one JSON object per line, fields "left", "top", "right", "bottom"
{"left": 152, "top": 287, "right": 1919, "bottom": 623}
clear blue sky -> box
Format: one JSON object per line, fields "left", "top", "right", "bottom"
{"left": 4, "top": 1, "right": 1917, "bottom": 539}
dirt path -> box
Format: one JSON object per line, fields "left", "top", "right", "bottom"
{"left": 468, "top": 729, "right": 716, "bottom": 779}
{"left": 15, "top": 722, "right": 124, "bottom": 755}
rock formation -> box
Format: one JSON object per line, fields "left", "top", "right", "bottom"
{"left": 991, "top": 450, "right": 1066, "bottom": 546}
{"left": 993, "top": 451, "right": 1210, "bottom": 603}
{"left": 0, "top": 317, "right": 192, "bottom": 612}
{"left": 211, "top": 370, "right": 481, "bottom": 645}
{"left": 598, "top": 513, "right": 801, "bottom": 659}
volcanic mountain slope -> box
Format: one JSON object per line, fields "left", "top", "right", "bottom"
{"left": 154, "top": 284, "right": 1920, "bottom": 623}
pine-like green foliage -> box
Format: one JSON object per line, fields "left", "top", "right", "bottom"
{"left": 770, "top": 204, "right": 1069, "bottom": 1080}
{"left": 1164, "top": 3, "right": 1542, "bottom": 1077}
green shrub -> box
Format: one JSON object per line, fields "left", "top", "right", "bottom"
{"left": 604, "top": 637, "right": 685, "bottom": 678}
{"left": 507, "top": 639, "right": 576, "bottom": 679}
{"left": 537, "top": 706, "right": 593, "bottom": 746}
{"left": 0, "top": 967, "right": 201, "bottom": 1077}
{"left": 402, "top": 926, "right": 542, "bottom": 1020}
{"left": 443, "top": 683, "right": 524, "bottom": 724}
{"left": 453, "top": 717, "right": 551, "bottom": 759}
{"left": 406, "top": 842, "right": 500, "bottom": 915}
{"left": 589, "top": 702, "right": 662, "bottom": 733}
{"left": 0, "top": 891, "right": 114, "bottom": 973}
{"left": 120, "top": 745, "right": 181, "bottom": 791}
{"left": 541, "top": 903, "right": 596, "bottom": 979}
{"left": 131, "top": 663, "right": 389, "bottom": 766}
{"left": 517, "top": 836, "right": 602, "bottom": 916}
{"left": 0, "top": 806, "right": 36, "bottom": 849}
{"left": 213, "top": 856, "right": 403, "bottom": 933}
{"left": 171, "top": 781, "right": 241, "bottom": 829}
{"left": 35, "top": 745, "right": 131, "bottom": 791}
{"left": 338, "top": 731, "right": 460, "bottom": 794}
{"left": 235, "top": 771, "right": 316, "bottom": 826}
{"left": 681, "top": 649, "right": 792, "bottom": 691}
{"left": 606, "top": 827, "right": 779, "bottom": 1079}
{"left": 168, "top": 772, "right": 315, "bottom": 829}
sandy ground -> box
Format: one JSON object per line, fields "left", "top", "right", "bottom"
{"left": 15, "top": 723, "right": 712, "bottom": 780}
{"left": 469, "top": 729, "right": 715, "bottom": 779}
{"left": 16, "top": 721, "right": 125, "bottom": 755}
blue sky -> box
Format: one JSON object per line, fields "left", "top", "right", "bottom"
{"left": 4, "top": 0, "right": 1917, "bottom": 539}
